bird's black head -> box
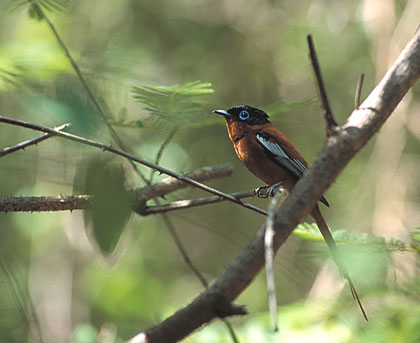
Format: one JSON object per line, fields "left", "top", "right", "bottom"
{"left": 213, "top": 105, "right": 271, "bottom": 126}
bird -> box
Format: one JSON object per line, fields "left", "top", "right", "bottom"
{"left": 214, "top": 104, "right": 368, "bottom": 321}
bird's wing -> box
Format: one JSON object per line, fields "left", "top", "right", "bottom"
{"left": 256, "top": 133, "right": 329, "bottom": 207}
{"left": 256, "top": 133, "right": 307, "bottom": 179}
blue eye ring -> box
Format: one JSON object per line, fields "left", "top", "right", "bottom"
{"left": 239, "top": 110, "right": 250, "bottom": 120}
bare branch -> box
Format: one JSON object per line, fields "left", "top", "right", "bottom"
{"left": 307, "top": 35, "right": 338, "bottom": 135}
{"left": 0, "top": 116, "right": 267, "bottom": 216}
{"left": 0, "top": 123, "right": 69, "bottom": 158}
{"left": 0, "top": 164, "right": 233, "bottom": 213}
{"left": 0, "top": 195, "right": 91, "bottom": 212}
{"left": 130, "top": 29, "right": 420, "bottom": 343}
{"left": 135, "top": 164, "right": 233, "bottom": 203}
{"left": 139, "top": 190, "right": 255, "bottom": 216}
{"left": 354, "top": 73, "right": 365, "bottom": 109}
{"left": 265, "top": 187, "right": 287, "bottom": 332}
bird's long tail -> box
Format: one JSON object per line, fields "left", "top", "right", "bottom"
{"left": 310, "top": 205, "right": 368, "bottom": 321}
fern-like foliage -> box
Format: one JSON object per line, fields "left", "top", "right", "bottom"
{"left": 122, "top": 81, "right": 316, "bottom": 133}
{"left": 129, "top": 81, "right": 215, "bottom": 133}
{"left": 5, "top": 0, "right": 67, "bottom": 16}
{"left": 294, "top": 222, "right": 417, "bottom": 252}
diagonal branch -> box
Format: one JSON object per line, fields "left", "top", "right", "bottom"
{"left": 30, "top": 0, "right": 149, "bottom": 184}
{"left": 0, "top": 123, "right": 69, "bottom": 157}
{"left": 0, "top": 116, "right": 267, "bottom": 216}
{"left": 139, "top": 190, "right": 255, "bottom": 216}
{"left": 129, "top": 28, "right": 420, "bottom": 343}
{"left": 134, "top": 164, "right": 232, "bottom": 202}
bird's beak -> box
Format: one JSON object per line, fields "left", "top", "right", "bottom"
{"left": 213, "top": 109, "right": 230, "bottom": 117}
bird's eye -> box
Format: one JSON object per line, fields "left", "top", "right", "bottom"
{"left": 239, "top": 110, "right": 250, "bottom": 120}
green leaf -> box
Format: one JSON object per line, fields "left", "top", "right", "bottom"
{"left": 294, "top": 222, "right": 412, "bottom": 252}
{"left": 79, "top": 159, "right": 132, "bottom": 255}
{"left": 131, "top": 81, "right": 214, "bottom": 131}
{"left": 70, "top": 323, "right": 98, "bottom": 343}
{"left": 410, "top": 227, "right": 420, "bottom": 251}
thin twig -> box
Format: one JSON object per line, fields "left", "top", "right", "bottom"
{"left": 161, "top": 214, "right": 209, "bottom": 286}
{"left": 307, "top": 35, "right": 338, "bottom": 135}
{"left": 0, "top": 262, "right": 44, "bottom": 343}
{"left": 149, "top": 134, "right": 240, "bottom": 343}
{"left": 141, "top": 190, "right": 255, "bottom": 216}
{"left": 355, "top": 73, "right": 365, "bottom": 109}
{"left": 161, "top": 211, "right": 242, "bottom": 343}
{"left": 0, "top": 115, "right": 267, "bottom": 216}
{"left": 0, "top": 123, "right": 69, "bottom": 157}
{"left": 150, "top": 130, "right": 177, "bottom": 183}
{"left": 31, "top": 1, "right": 149, "bottom": 184}
{"left": 264, "top": 188, "right": 286, "bottom": 332}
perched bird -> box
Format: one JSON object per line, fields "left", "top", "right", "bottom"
{"left": 214, "top": 104, "right": 367, "bottom": 320}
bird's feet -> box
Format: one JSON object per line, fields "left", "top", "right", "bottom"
{"left": 254, "top": 186, "right": 270, "bottom": 198}
{"left": 254, "top": 181, "right": 284, "bottom": 198}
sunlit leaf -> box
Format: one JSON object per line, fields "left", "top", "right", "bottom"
{"left": 294, "top": 222, "right": 412, "bottom": 252}
{"left": 70, "top": 324, "right": 98, "bottom": 343}
{"left": 410, "top": 227, "right": 420, "bottom": 251}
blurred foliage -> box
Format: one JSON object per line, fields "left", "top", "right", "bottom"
{"left": 295, "top": 223, "right": 416, "bottom": 252}
{"left": 76, "top": 158, "right": 132, "bottom": 255}
{"left": 0, "top": 0, "right": 419, "bottom": 342}
{"left": 130, "top": 81, "right": 215, "bottom": 132}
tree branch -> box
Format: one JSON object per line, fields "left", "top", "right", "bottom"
{"left": 0, "top": 164, "right": 234, "bottom": 213}
{"left": 0, "top": 123, "right": 69, "bottom": 157}
{"left": 307, "top": 35, "right": 338, "bottom": 135}
{"left": 0, "top": 116, "right": 267, "bottom": 216}
{"left": 0, "top": 195, "right": 91, "bottom": 212}
{"left": 139, "top": 190, "right": 255, "bottom": 216}
{"left": 130, "top": 29, "right": 420, "bottom": 343}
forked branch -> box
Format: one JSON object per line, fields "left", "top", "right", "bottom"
{"left": 129, "top": 29, "right": 420, "bottom": 343}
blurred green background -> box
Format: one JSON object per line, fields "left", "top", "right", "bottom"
{"left": 1, "top": 0, "right": 420, "bottom": 342}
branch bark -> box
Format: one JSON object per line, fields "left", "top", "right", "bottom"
{"left": 130, "top": 29, "right": 420, "bottom": 343}
{"left": 0, "top": 116, "right": 267, "bottom": 216}
{"left": 139, "top": 190, "right": 255, "bottom": 216}
{"left": 0, "top": 164, "right": 234, "bottom": 213}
